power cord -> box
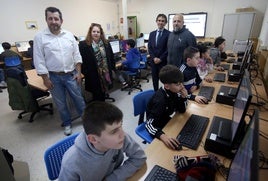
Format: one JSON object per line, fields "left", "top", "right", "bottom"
{"left": 259, "top": 151, "right": 268, "bottom": 169}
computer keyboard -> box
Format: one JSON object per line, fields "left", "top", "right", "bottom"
{"left": 145, "top": 165, "right": 178, "bottom": 181}
{"left": 198, "top": 86, "right": 215, "bottom": 101}
{"left": 214, "top": 73, "right": 226, "bottom": 82}
{"left": 176, "top": 114, "right": 209, "bottom": 150}
{"left": 221, "top": 64, "right": 230, "bottom": 70}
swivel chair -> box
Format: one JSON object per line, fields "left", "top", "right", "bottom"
{"left": 132, "top": 89, "right": 154, "bottom": 144}
{"left": 44, "top": 133, "right": 79, "bottom": 180}
{"left": 5, "top": 56, "right": 53, "bottom": 122}
{"left": 121, "top": 69, "right": 143, "bottom": 95}
{"left": 138, "top": 53, "right": 150, "bottom": 82}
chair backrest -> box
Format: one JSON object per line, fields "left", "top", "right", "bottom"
{"left": 133, "top": 90, "right": 155, "bottom": 143}
{"left": 44, "top": 133, "right": 79, "bottom": 180}
{"left": 4, "top": 56, "right": 21, "bottom": 67}
{"left": 133, "top": 89, "right": 154, "bottom": 117}
{"left": 139, "top": 53, "right": 147, "bottom": 69}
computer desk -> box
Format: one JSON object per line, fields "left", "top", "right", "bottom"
{"left": 128, "top": 68, "right": 268, "bottom": 181}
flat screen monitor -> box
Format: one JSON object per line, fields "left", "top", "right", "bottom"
{"left": 231, "top": 70, "right": 252, "bottom": 146}
{"left": 227, "top": 109, "right": 259, "bottom": 181}
{"left": 136, "top": 37, "right": 145, "bottom": 48}
{"left": 168, "top": 12, "right": 207, "bottom": 38}
{"left": 143, "top": 33, "right": 150, "bottom": 41}
{"left": 109, "top": 40, "right": 120, "bottom": 54}
{"left": 15, "top": 41, "right": 30, "bottom": 52}
{"left": 120, "top": 40, "right": 128, "bottom": 53}
{"left": 0, "top": 45, "right": 4, "bottom": 54}
{"left": 79, "top": 36, "right": 86, "bottom": 41}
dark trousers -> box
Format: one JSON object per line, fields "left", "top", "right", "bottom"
{"left": 151, "top": 63, "right": 165, "bottom": 91}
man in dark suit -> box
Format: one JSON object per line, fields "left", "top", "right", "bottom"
{"left": 148, "top": 14, "right": 170, "bottom": 91}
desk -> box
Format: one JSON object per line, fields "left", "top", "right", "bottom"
{"left": 25, "top": 69, "right": 48, "bottom": 91}
{"left": 128, "top": 68, "right": 268, "bottom": 181}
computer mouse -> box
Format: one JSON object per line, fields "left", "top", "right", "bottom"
{"left": 201, "top": 98, "right": 208, "bottom": 104}
{"left": 172, "top": 142, "right": 182, "bottom": 150}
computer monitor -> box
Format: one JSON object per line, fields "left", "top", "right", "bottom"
{"left": 120, "top": 40, "right": 128, "bottom": 53}
{"left": 168, "top": 12, "right": 207, "bottom": 38}
{"left": 136, "top": 37, "right": 145, "bottom": 48}
{"left": 0, "top": 45, "right": 4, "bottom": 54}
{"left": 143, "top": 33, "right": 150, "bottom": 41}
{"left": 231, "top": 70, "right": 252, "bottom": 147}
{"left": 105, "top": 34, "right": 112, "bottom": 39}
{"left": 15, "top": 41, "right": 30, "bottom": 52}
{"left": 109, "top": 40, "right": 120, "bottom": 54}
{"left": 227, "top": 109, "right": 259, "bottom": 181}
{"left": 79, "top": 36, "right": 86, "bottom": 41}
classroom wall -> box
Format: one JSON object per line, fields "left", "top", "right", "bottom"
{"left": 0, "top": 0, "right": 118, "bottom": 44}
{"left": 0, "top": 0, "right": 267, "bottom": 45}
{"left": 119, "top": 0, "right": 267, "bottom": 39}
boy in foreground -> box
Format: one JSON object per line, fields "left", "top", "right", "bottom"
{"left": 145, "top": 64, "right": 188, "bottom": 150}
{"left": 59, "top": 102, "right": 146, "bottom": 181}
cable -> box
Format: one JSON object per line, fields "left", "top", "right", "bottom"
{"left": 259, "top": 151, "right": 268, "bottom": 169}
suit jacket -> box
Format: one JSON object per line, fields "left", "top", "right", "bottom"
{"left": 79, "top": 40, "right": 115, "bottom": 95}
{"left": 148, "top": 29, "right": 170, "bottom": 66}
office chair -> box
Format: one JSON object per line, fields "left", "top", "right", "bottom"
{"left": 133, "top": 89, "right": 154, "bottom": 144}
{"left": 44, "top": 133, "right": 79, "bottom": 180}
{"left": 121, "top": 69, "right": 143, "bottom": 95}
{"left": 138, "top": 53, "right": 150, "bottom": 82}
{"left": 5, "top": 58, "right": 53, "bottom": 122}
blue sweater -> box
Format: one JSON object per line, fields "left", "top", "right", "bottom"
{"left": 122, "top": 48, "right": 141, "bottom": 72}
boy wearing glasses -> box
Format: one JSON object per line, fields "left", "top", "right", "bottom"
{"left": 145, "top": 65, "right": 188, "bottom": 150}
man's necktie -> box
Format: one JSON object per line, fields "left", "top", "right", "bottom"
{"left": 156, "top": 30, "right": 162, "bottom": 46}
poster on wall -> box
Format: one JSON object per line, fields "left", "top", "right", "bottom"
{"left": 127, "top": 16, "right": 137, "bottom": 39}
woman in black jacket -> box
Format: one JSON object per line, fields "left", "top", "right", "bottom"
{"left": 79, "top": 23, "right": 115, "bottom": 101}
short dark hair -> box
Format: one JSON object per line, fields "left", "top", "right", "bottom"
{"left": 45, "top": 7, "right": 63, "bottom": 20}
{"left": 2, "top": 42, "right": 11, "bottom": 50}
{"left": 127, "top": 39, "right": 136, "bottom": 48}
{"left": 28, "top": 40, "right": 33, "bottom": 46}
{"left": 156, "top": 14, "right": 167, "bottom": 23}
{"left": 159, "top": 65, "right": 183, "bottom": 84}
{"left": 197, "top": 44, "right": 209, "bottom": 58}
{"left": 82, "top": 101, "right": 123, "bottom": 136}
{"left": 183, "top": 46, "right": 199, "bottom": 61}
{"left": 214, "top": 36, "right": 225, "bottom": 48}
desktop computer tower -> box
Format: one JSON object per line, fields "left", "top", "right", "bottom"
{"left": 204, "top": 117, "right": 235, "bottom": 158}
{"left": 228, "top": 70, "right": 241, "bottom": 82}
{"left": 216, "top": 85, "right": 236, "bottom": 106}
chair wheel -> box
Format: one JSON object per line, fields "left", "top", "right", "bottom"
{"left": 49, "top": 111, "right": 54, "bottom": 115}
{"left": 18, "top": 115, "right": 22, "bottom": 119}
{"left": 128, "top": 92, "right": 131, "bottom": 95}
{"left": 29, "top": 118, "right": 34, "bottom": 123}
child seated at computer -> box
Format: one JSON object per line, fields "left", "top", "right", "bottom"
{"left": 210, "top": 36, "right": 227, "bottom": 71}
{"left": 59, "top": 101, "right": 146, "bottom": 180}
{"left": 117, "top": 39, "right": 141, "bottom": 88}
{"left": 179, "top": 46, "right": 208, "bottom": 104}
{"left": 197, "top": 44, "right": 213, "bottom": 82}
{"left": 145, "top": 64, "right": 188, "bottom": 150}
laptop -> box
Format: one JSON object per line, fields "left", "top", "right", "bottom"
{"left": 220, "top": 64, "right": 230, "bottom": 70}
{"left": 198, "top": 86, "right": 215, "bottom": 101}
{"left": 213, "top": 73, "right": 226, "bottom": 82}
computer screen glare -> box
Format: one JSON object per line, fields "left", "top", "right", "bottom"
{"left": 109, "top": 40, "right": 120, "bottom": 54}
{"left": 15, "top": 41, "right": 30, "bottom": 52}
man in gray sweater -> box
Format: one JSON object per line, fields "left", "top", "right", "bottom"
{"left": 59, "top": 102, "right": 146, "bottom": 181}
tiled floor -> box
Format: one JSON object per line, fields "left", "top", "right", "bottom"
{"left": 0, "top": 77, "right": 153, "bottom": 180}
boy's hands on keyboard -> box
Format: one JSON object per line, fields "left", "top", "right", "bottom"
{"left": 160, "top": 134, "right": 181, "bottom": 150}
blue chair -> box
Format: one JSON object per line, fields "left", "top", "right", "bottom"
{"left": 133, "top": 89, "right": 154, "bottom": 144}
{"left": 138, "top": 53, "right": 150, "bottom": 82}
{"left": 44, "top": 133, "right": 79, "bottom": 180}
